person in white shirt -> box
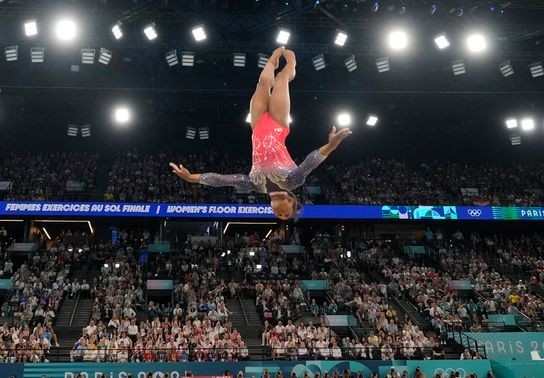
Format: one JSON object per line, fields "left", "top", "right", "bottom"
{"left": 460, "top": 348, "right": 473, "bottom": 360}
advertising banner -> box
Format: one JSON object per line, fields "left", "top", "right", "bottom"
{"left": 458, "top": 332, "right": 544, "bottom": 360}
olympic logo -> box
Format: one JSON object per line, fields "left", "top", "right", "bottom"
{"left": 467, "top": 209, "right": 483, "bottom": 217}
{"left": 434, "top": 368, "right": 467, "bottom": 378}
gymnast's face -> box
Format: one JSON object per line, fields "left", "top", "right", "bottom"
{"left": 270, "top": 193, "right": 295, "bottom": 220}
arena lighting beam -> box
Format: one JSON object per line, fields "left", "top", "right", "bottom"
{"left": 388, "top": 30, "right": 408, "bottom": 50}
{"left": 434, "top": 32, "right": 450, "bottom": 49}
{"left": 505, "top": 118, "right": 518, "bottom": 129}
{"left": 24, "top": 19, "right": 38, "bottom": 37}
{"left": 192, "top": 25, "right": 207, "bottom": 42}
{"left": 336, "top": 112, "right": 352, "bottom": 127}
{"left": 55, "top": 18, "right": 77, "bottom": 42}
{"left": 521, "top": 118, "right": 535, "bottom": 131}
{"left": 35, "top": 220, "right": 94, "bottom": 234}
{"left": 334, "top": 30, "right": 348, "bottom": 46}
{"left": 144, "top": 23, "right": 158, "bottom": 41}
{"left": 112, "top": 22, "right": 123, "bottom": 40}
{"left": 223, "top": 222, "right": 276, "bottom": 234}
{"left": 276, "top": 29, "right": 290, "bottom": 44}
{"left": 114, "top": 107, "right": 131, "bottom": 124}
{"left": 466, "top": 33, "right": 487, "bottom": 54}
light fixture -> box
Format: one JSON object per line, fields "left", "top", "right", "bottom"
{"left": 81, "top": 124, "right": 91, "bottom": 137}
{"left": 334, "top": 30, "right": 348, "bottom": 46}
{"left": 245, "top": 112, "right": 252, "bottom": 123}
{"left": 182, "top": 51, "right": 195, "bottom": 67}
{"left": 258, "top": 53, "right": 269, "bottom": 68}
{"left": 114, "top": 263, "right": 121, "bottom": 269}
{"left": 249, "top": 251, "right": 255, "bottom": 257}
{"left": 344, "top": 55, "right": 357, "bottom": 72}
{"left": 67, "top": 124, "right": 78, "bottom": 137}
{"left": 366, "top": 115, "right": 379, "bottom": 126}
{"left": 510, "top": 135, "right": 521, "bottom": 146}
{"left": 31, "top": 47, "right": 45, "bottom": 63}
{"left": 529, "top": 62, "right": 544, "bottom": 78}
{"left": 256, "top": 264, "right": 262, "bottom": 270}
{"left": 434, "top": 32, "right": 450, "bottom": 49}
{"left": 371, "top": 2, "right": 379, "bottom": 12}
{"left": 466, "top": 33, "right": 487, "bottom": 53}
{"left": 112, "top": 23, "right": 123, "bottom": 40}
{"left": 192, "top": 25, "right": 207, "bottom": 42}
{"left": 71, "top": 64, "right": 80, "bottom": 73}
{"left": 24, "top": 20, "right": 38, "bottom": 37}
{"left": 376, "top": 56, "right": 390, "bottom": 73}
{"left": 5, "top": 46, "right": 18, "bottom": 62}
{"left": 199, "top": 127, "right": 209, "bottom": 140}
{"left": 233, "top": 53, "right": 246, "bottom": 67}
{"left": 499, "top": 61, "right": 514, "bottom": 77}
{"left": 42, "top": 227, "right": 51, "bottom": 240}
{"left": 505, "top": 118, "right": 518, "bottom": 129}
{"left": 144, "top": 23, "right": 158, "bottom": 40}
{"left": 186, "top": 127, "right": 196, "bottom": 139}
{"left": 114, "top": 107, "right": 131, "bottom": 124}
{"left": 388, "top": 30, "right": 408, "bottom": 50}
{"left": 98, "top": 48, "right": 112, "bottom": 65}
{"left": 55, "top": 19, "right": 77, "bottom": 41}
{"left": 346, "top": 251, "right": 352, "bottom": 257}
{"left": 276, "top": 29, "right": 290, "bottom": 44}
{"left": 336, "top": 112, "right": 352, "bottom": 127}
{"left": 430, "top": 4, "right": 438, "bottom": 14}
{"left": 451, "top": 59, "right": 466, "bottom": 75}
{"left": 312, "top": 54, "right": 326, "bottom": 71}
{"left": 81, "top": 48, "right": 95, "bottom": 64}
{"left": 165, "top": 49, "right": 179, "bottom": 66}
{"left": 521, "top": 118, "right": 535, "bottom": 131}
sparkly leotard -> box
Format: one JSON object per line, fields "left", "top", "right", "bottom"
{"left": 199, "top": 112, "right": 326, "bottom": 193}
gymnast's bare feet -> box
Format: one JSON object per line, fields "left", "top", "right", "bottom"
{"left": 269, "top": 46, "right": 285, "bottom": 69}
{"left": 282, "top": 49, "right": 296, "bottom": 81}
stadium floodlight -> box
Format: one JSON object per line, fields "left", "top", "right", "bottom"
{"left": 521, "top": 118, "right": 535, "bottom": 131}
{"left": 335, "top": 30, "right": 348, "bottom": 46}
{"left": 366, "top": 115, "right": 379, "bottom": 126}
{"left": 466, "top": 33, "right": 487, "bottom": 53}
{"left": 233, "top": 53, "right": 246, "bottom": 67}
{"left": 55, "top": 19, "right": 77, "bottom": 41}
{"left": 510, "top": 135, "right": 521, "bottom": 146}
{"left": 312, "top": 54, "right": 326, "bottom": 71}
{"left": 67, "top": 124, "right": 78, "bottom": 137}
{"left": 245, "top": 112, "right": 252, "bottom": 123}
{"left": 192, "top": 25, "right": 207, "bottom": 42}
{"left": 24, "top": 20, "right": 38, "bottom": 37}
{"left": 81, "top": 48, "right": 95, "bottom": 64}
{"left": 451, "top": 59, "right": 466, "bottom": 75}
{"left": 388, "top": 30, "right": 408, "bottom": 50}
{"left": 505, "top": 118, "right": 518, "bottom": 129}
{"left": 258, "top": 53, "right": 269, "bottom": 68}
{"left": 199, "top": 127, "right": 209, "bottom": 140}
{"left": 80, "top": 124, "right": 91, "bottom": 137}
{"left": 112, "top": 23, "right": 123, "bottom": 40}
{"left": 98, "top": 48, "right": 112, "bottom": 65}
{"left": 114, "top": 107, "right": 131, "bottom": 124}
{"left": 186, "top": 127, "right": 196, "bottom": 140}
{"left": 376, "top": 56, "right": 390, "bottom": 73}
{"left": 165, "top": 49, "right": 179, "bottom": 66}
{"left": 529, "top": 62, "right": 544, "bottom": 78}
{"left": 5, "top": 46, "right": 18, "bottom": 62}
{"left": 336, "top": 112, "right": 352, "bottom": 127}
{"left": 434, "top": 32, "right": 450, "bottom": 49}
{"left": 276, "top": 29, "right": 290, "bottom": 44}
{"left": 499, "top": 61, "right": 514, "bottom": 77}
{"left": 144, "top": 23, "right": 158, "bottom": 40}
{"left": 182, "top": 51, "right": 195, "bottom": 67}
{"left": 344, "top": 55, "right": 357, "bottom": 72}
{"left": 31, "top": 47, "right": 44, "bottom": 63}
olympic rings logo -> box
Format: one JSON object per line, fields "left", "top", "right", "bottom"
{"left": 434, "top": 368, "right": 467, "bottom": 378}
{"left": 467, "top": 209, "right": 483, "bottom": 217}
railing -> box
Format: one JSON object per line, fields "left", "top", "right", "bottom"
{"left": 0, "top": 346, "right": 473, "bottom": 363}
{"left": 446, "top": 324, "right": 487, "bottom": 359}
{"left": 69, "top": 292, "right": 80, "bottom": 327}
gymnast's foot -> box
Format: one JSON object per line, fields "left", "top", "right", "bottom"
{"left": 269, "top": 46, "right": 285, "bottom": 69}
{"left": 282, "top": 49, "right": 296, "bottom": 81}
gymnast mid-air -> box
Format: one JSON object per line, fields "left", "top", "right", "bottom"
{"left": 170, "top": 47, "right": 352, "bottom": 220}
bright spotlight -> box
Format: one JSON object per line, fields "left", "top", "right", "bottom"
{"left": 334, "top": 30, "right": 348, "bottom": 46}
{"left": 466, "top": 33, "right": 487, "bottom": 53}
{"left": 114, "top": 107, "right": 131, "bottom": 124}
{"left": 505, "top": 119, "right": 518, "bottom": 129}
{"left": 112, "top": 23, "right": 123, "bottom": 40}
{"left": 24, "top": 20, "right": 38, "bottom": 37}
{"left": 144, "top": 23, "right": 158, "bottom": 40}
{"left": 336, "top": 112, "right": 352, "bottom": 127}
{"left": 521, "top": 118, "right": 535, "bottom": 131}
{"left": 434, "top": 33, "right": 450, "bottom": 49}
{"left": 55, "top": 19, "right": 77, "bottom": 41}
{"left": 366, "top": 115, "right": 379, "bottom": 126}
{"left": 388, "top": 30, "right": 408, "bottom": 50}
{"left": 276, "top": 29, "right": 290, "bottom": 44}
{"left": 192, "top": 25, "right": 207, "bottom": 42}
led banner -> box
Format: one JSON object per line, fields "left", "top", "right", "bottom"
{"left": 22, "top": 360, "right": 492, "bottom": 378}
{"left": 1, "top": 201, "right": 544, "bottom": 220}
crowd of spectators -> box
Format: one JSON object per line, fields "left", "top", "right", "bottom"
{"left": 0, "top": 152, "right": 99, "bottom": 201}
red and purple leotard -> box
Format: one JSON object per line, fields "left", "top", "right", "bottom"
{"left": 199, "top": 112, "right": 326, "bottom": 193}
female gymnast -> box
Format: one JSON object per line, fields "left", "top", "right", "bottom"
{"left": 170, "top": 47, "right": 352, "bottom": 220}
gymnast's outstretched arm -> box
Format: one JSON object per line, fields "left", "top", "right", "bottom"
{"left": 169, "top": 163, "right": 254, "bottom": 191}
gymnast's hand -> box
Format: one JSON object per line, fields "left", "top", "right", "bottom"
{"left": 170, "top": 162, "right": 198, "bottom": 183}
{"left": 328, "top": 126, "right": 352, "bottom": 149}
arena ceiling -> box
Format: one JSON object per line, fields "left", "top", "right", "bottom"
{"left": 0, "top": 0, "right": 543, "bottom": 160}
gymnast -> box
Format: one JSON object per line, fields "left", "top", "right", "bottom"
{"left": 170, "top": 47, "right": 352, "bottom": 220}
